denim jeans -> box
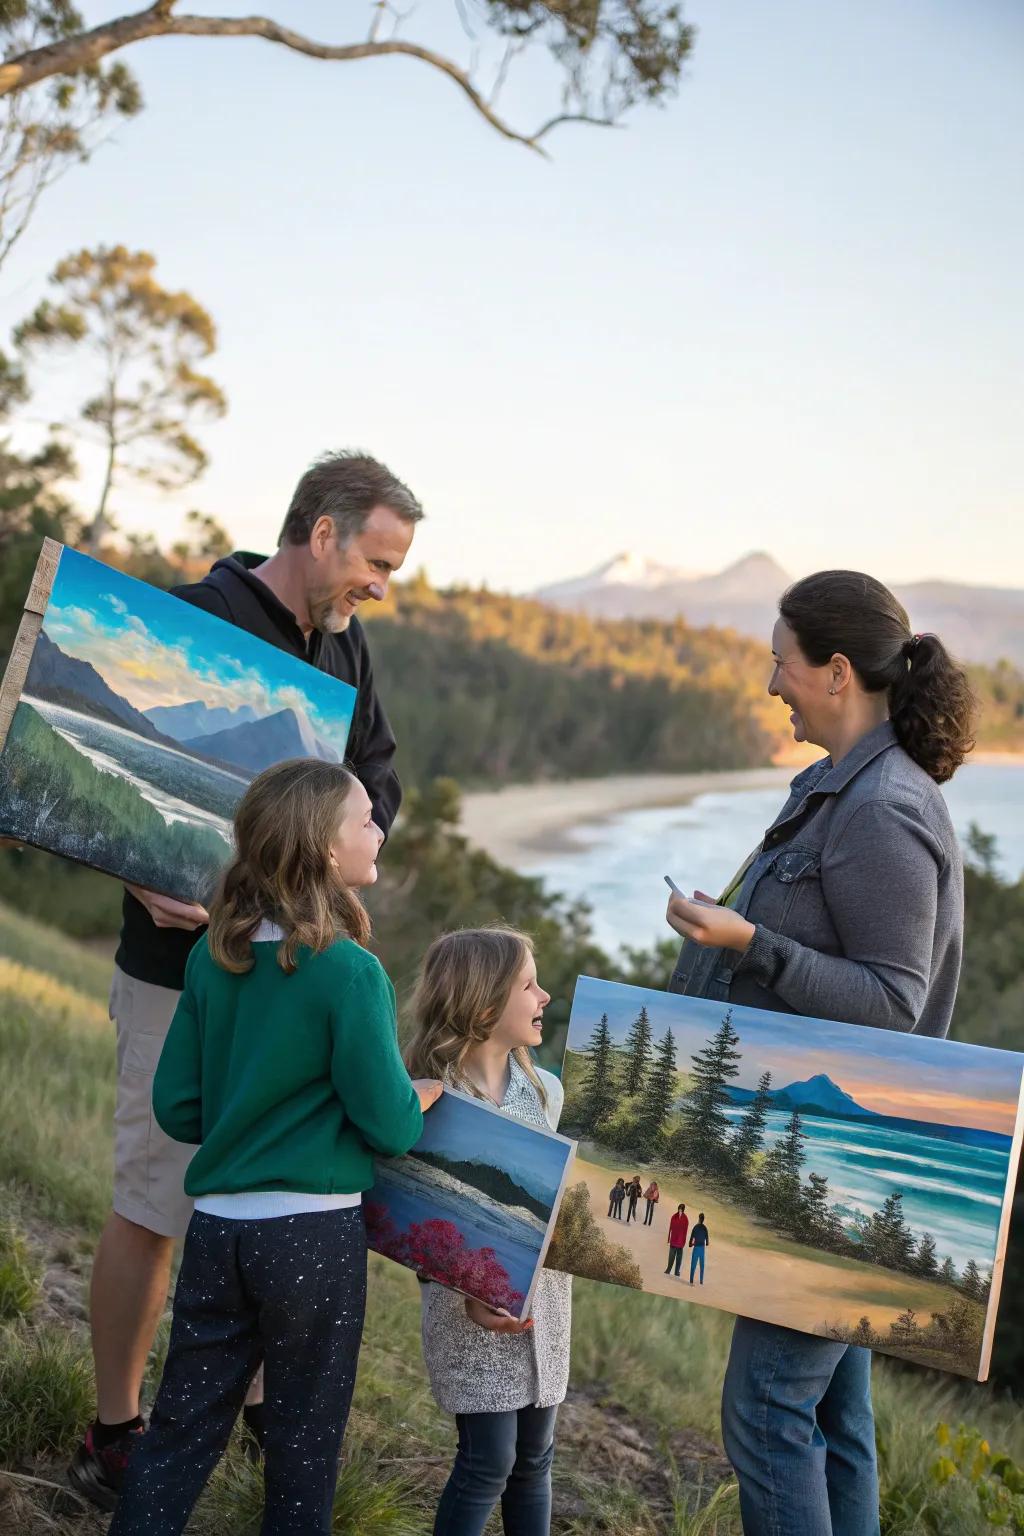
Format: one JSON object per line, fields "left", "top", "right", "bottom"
{"left": 110, "top": 1209, "right": 367, "bottom": 1536}
{"left": 644, "top": 1200, "right": 656, "bottom": 1225}
{"left": 433, "top": 1404, "right": 558, "bottom": 1536}
{"left": 690, "top": 1246, "right": 706, "bottom": 1283}
{"left": 722, "top": 1317, "right": 880, "bottom": 1536}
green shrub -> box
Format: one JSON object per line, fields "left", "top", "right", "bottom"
{"left": 0, "top": 1325, "right": 94, "bottom": 1465}
{"left": 0, "top": 1225, "right": 40, "bottom": 1323}
{"left": 546, "top": 1182, "right": 642, "bottom": 1288}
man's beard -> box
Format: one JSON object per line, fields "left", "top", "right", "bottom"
{"left": 310, "top": 595, "right": 351, "bottom": 634}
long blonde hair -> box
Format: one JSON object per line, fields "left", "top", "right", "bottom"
{"left": 405, "top": 927, "right": 548, "bottom": 1108}
{"left": 207, "top": 758, "right": 371, "bottom": 974}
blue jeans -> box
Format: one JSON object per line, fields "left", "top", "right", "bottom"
{"left": 690, "top": 1246, "right": 706, "bottom": 1283}
{"left": 433, "top": 1404, "right": 558, "bottom": 1536}
{"left": 722, "top": 1317, "right": 880, "bottom": 1536}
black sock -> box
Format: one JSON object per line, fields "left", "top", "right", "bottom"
{"left": 93, "top": 1415, "right": 143, "bottom": 1448}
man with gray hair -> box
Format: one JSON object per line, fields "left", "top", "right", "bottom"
{"left": 70, "top": 450, "right": 423, "bottom": 1509}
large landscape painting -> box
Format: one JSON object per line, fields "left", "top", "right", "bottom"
{"left": 548, "top": 977, "right": 1024, "bottom": 1380}
{"left": 366, "top": 1087, "right": 576, "bottom": 1318}
{"left": 0, "top": 543, "right": 356, "bottom": 903}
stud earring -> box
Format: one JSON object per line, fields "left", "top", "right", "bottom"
{"left": 828, "top": 686, "right": 836, "bottom": 695}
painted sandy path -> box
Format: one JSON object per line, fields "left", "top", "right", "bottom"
{"left": 569, "top": 1154, "right": 956, "bottom": 1337}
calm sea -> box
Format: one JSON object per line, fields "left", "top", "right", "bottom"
{"left": 526, "top": 762, "right": 1024, "bottom": 955}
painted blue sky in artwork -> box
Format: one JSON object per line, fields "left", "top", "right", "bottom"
{"left": 568, "top": 977, "right": 1024, "bottom": 1137}
{"left": 42, "top": 548, "right": 355, "bottom": 756}
{"left": 414, "top": 1091, "right": 572, "bottom": 1209}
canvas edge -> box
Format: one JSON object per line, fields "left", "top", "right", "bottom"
{"left": 976, "top": 1064, "right": 1024, "bottom": 1382}
{"left": 0, "top": 538, "right": 62, "bottom": 760}
{"left": 522, "top": 1136, "right": 578, "bottom": 1321}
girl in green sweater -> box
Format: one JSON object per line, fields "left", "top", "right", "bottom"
{"left": 109, "top": 759, "right": 441, "bottom": 1536}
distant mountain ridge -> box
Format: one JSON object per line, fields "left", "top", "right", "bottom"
{"left": 145, "top": 701, "right": 260, "bottom": 739}
{"left": 26, "top": 631, "right": 180, "bottom": 749}
{"left": 725, "top": 1072, "right": 878, "bottom": 1119}
{"left": 724, "top": 1072, "right": 1010, "bottom": 1150}
{"left": 180, "top": 706, "right": 339, "bottom": 774}
{"left": 535, "top": 553, "right": 1024, "bottom": 667}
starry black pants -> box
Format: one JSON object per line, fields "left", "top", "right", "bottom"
{"left": 109, "top": 1206, "right": 367, "bottom": 1536}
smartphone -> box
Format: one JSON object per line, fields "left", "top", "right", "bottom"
{"left": 664, "top": 875, "right": 716, "bottom": 907}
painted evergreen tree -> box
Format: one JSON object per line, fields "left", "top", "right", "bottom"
{"left": 636, "top": 1027, "right": 678, "bottom": 1155}
{"left": 914, "top": 1233, "right": 939, "bottom": 1278}
{"left": 801, "top": 1171, "right": 845, "bottom": 1250}
{"left": 731, "top": 1069, "right": 773, "bottom": 1172}
{"left": 862, "top": 1192, "right": 916, "bottom": 1272}
{"left": 961, "top": 1258, "right": 984, "bottom": 1301}
{"left": 579, "top": 1012, "right": 616, "bottom": 1128}
{"left": 939, "top": 1255, "right": 958, "bottom": 1287}
{"left": 622, "top": 1005, "right": 653, "bottom": 1095}
{"left": 756, "top": 1109, "right": 806, "bottom": 1226}
{"left": 680, "top": 1008, "right": 742, "bottom": 1170}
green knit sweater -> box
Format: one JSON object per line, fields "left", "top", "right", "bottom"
{"left": 153, "top": 933, "right": 423, "bottom": 1196}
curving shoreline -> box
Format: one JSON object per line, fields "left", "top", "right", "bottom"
{"left": 459, "top": 767, "right": 794, "bottom": 868}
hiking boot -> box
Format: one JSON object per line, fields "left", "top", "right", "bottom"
{"left": 67, "top": 1422, "right": 144, "bottom": 1510}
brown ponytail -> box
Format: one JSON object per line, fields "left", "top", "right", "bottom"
{"left": 779, "top": 570, "right": 976, "bottom": 784}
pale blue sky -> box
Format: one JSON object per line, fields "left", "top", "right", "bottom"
{"left": 2, "top": 0, "right": 1021, "bottom": 592}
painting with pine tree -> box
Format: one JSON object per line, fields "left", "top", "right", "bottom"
{"left": 546, "top": 977, "right": 1024, "bottom": 1380}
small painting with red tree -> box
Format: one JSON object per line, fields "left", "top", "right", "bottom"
{"left": 365, "top": 1202, "right": 525, "bottom": 1313}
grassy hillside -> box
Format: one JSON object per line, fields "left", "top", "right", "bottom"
{"left": 1, "top": 903, "right": 1024, "bottom": 1534}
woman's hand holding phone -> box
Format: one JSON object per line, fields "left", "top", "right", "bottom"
{"left": 663, "top": 875, "right": 756, "bottom": 953}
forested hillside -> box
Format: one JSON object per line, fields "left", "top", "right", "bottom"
{"left": 362, "top": 575, "right": 1024, "bottom": 785}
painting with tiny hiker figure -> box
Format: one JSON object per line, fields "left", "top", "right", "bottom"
{"left": 542, "top": 976, "right": 1024, "bottom": 1381}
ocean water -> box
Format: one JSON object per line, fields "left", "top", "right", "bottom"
{"left": 527, "top": 762, "right": 1024, "bottom": 954}
{"left": 722, "top": 1108, "right": 1010, "bottom": 1272}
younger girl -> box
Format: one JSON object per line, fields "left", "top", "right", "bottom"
{"left": 405, "top": 927, "right": 572, "bottom": 1536}
{"left": 110, "top": 760, "right": 440, "bottom": 1536}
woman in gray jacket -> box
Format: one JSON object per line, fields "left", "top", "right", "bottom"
{"left": 665, "top": 570, "right": 976, "bottom": 1536}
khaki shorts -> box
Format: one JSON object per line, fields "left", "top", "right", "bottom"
{"left": 110, "top": 965, "right": 196, "bottom": 1239}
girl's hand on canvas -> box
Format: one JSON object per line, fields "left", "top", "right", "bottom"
{"left": 125, "top": 883, "right": 209, "bottom": 931}
{"left": 666, "top": 893, "right": 755, "bottom": 954}
{"left": 464, "top": 1297, "right": 534, "bottom": 1334}
{"left": 413, "top": 1078, "right": 443, "bottom": 1112}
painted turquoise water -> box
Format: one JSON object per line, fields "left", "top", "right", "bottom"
{"left": 722, "top": 1106, "right": 1008, "bottom": 1273}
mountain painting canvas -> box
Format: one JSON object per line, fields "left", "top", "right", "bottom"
{"left": 547, "top": 976, "right": 1024, "bottom": 1380}
{"left": 366, "top": 1087, "right": 576, "bottom": 1319}
{"left": 0, "top": 540, "right": 356, "bottom": 903}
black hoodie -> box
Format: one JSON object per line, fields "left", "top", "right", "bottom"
{"left": 115, "top": 553, "right": 402, "bottom": 991}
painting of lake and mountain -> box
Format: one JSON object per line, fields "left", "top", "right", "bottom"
{"left": 0, "top": 544, "right": 356, "bottom": 903}
{"left": 551, "top": 977, "right": 1024, "bottom": 1379}
{"left": 365, "top": 1088, "right": 576, "bottom": 1318}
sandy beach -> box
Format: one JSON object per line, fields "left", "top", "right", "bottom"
{"left": 459, "top": 768, "right": 793, "bottom": 868}
{"left": 569, "top": 1153, "right": 961, "bottom": 1345}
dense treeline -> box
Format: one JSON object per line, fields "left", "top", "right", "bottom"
{"left": 364, "top": 575, "right": 781, "bottom": 785}
{"left": 362, "top": 573, "right": 1024, "bottom": 784}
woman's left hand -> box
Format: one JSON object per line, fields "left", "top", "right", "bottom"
{"left": 666, "top": 892, "right": 755, "bottom": 953}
